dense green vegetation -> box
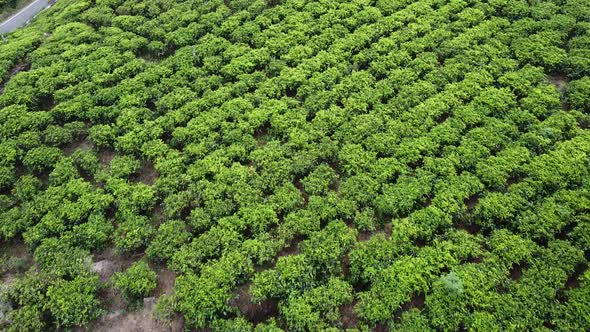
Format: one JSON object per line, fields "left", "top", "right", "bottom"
{"left": 1, "top": 0, "right": 590, "bottom": 330}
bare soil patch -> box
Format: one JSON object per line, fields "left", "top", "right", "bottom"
{"left": 99, "top": 149, "right": 116, "bottom": 167}
{"left": 549, "top": 74, "right": 571, "bottom": 111}
{"left": 132, "top": 160, "right": 159, "bottom": 185}
{"left": 91, "top": 250, "right": 183, "bottom": 331}
{"left": 0, "top": 62, "right": 30, "bottom": 94}
{"left": 549, "top": 74, "right": 568, "bottom": 93}
{"left": 277, "top": 237, "right": 301, "bottom": 257}
{"left": 293, "top": 177, "right": 309, "bottom": 205}
{"left": 339, "top": 300, "right": 358, "bottom": 329}
{"left": 0, "top": 240, "right": 32, "bottom": 283}
{"left": 63, "top": 140, "right": 95, "bottom": 156}
{"left": 230, "top": 284, "right": 279, "bottom": 324}
{"left": 564, "top": 263, "right": 587, "bottom": 290}
{"left": 92, "top": 297, "right": 183, "bottom": 332}
{"left": 509, "top": 263, "right": 524, "bottom": 281}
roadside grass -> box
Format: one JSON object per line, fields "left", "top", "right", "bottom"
{"left": 0, "top": 0, "right": 35, "bottom": 22}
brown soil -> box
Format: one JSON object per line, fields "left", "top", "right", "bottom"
{"left": 466, "top": 256, "right": 483, "bottom": 263}
{"left": 92, "top": 248, "right": 141, "bottom": 312}
{"left": 229, "top": 284, "right": 279, "bottom": 324}
{"left": 0, "top": 240, "right": 33, "bottom": 283}
{"left": 92, "top": 297, "right": 183, "bottom": 332}
{"left": 400, "top": 293, "right": 425, "bottom": 312}
{"left": 549, "top": 74, "right": 570, "bottom": 111}
{"left": 564, "top": 263, "right": 587, "bottom": 290}
{"left": 99, "top": 150, "right": 116, "bottom": 167}
{"left": 293, "top": 177, "right": 309, "bottom": 205}
{"left": 152, "top": 203, "right": 166, "bottom": 226}
{"left": 0, "top": 62, "right": 31, "bottom": 95}
{"left": 94, "top": 247, "right": 141, "bottom": 273}
{"left": 339, "top": 300, "right": 358, "bottom": 329}
{"left": 342, "top": 254, "right": 351, "bottom": 276}
{"left": 455, "top": 222, "right": 481, "bottom": 235}
{"left": 549, "top": 74, "right": 568, "bottom": 93}
{"left": 63, "top": 140, "right": 95, "bottom": 156}
{"left": 509, "top": 263, "right": 524, "bottom": 281}
{"left": 91, "top": 250, "right": 183, "bottom": 332}
{"left": 373, "top": 322, "right": 389, "bottom": 331}
{"left": 392, "top": 293, "right": 426, "bottom": 324}
{"left": 154, "top": 267, "right": 176, "bottom": 298}
{"left": 383, "top": 222, "right": 392, "bottom": 238}
{"left": 132, "top": 160, "right": 159, "bottom": 185}
{"left": 357, "top": 231, "right": 373, "bottom": 242}
{"left": 464, "top": 194, "right": 479, "bottom": 210}
{"left": 277, "top": 238, "right": 301, "bottom": 257}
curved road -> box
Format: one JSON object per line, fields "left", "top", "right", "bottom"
{"left": 0, "top": 0, "right": 52, "bottom": 35}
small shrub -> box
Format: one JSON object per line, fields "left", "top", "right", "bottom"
{"left": 113, "top": 260, "right": 157, "bottom": 304}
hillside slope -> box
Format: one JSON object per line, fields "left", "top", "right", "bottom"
{"left": 1, "top": 0, "right": 590, "bottom": 331}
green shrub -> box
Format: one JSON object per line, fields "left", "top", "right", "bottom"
{"left": 114, "top": 214, "right": 155, "bottom": 253}
{"left": 567, "top": 76, "right": 590, "bottom": 112}
{"left": 113, "top": 260, "right": 157, "bottom": 303}
{"left": 146, "top": 220, "right": 190, "bottom": 262}
{"left": 46, "top": 275, "right": 102, "bottom": 327}
{"left": 6, "top": 305, "right": 45, "bottom": 332}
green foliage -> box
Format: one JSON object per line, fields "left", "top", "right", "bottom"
{"left": 6, "top": 305, "right": 45, "bottom": 332}
{"left": 45, "top": 275, "right": 102, "bottom": 327}
{"left": 114, "top": 214, "right": 155, "bottom": 253}
{"left": 109, "top": 155, "right": 141, "bottom": 178}
{"left": 146, "top": 220, "right": 190, "bottom": 262}
{"left": 301, "top": 164, "right": 338, "bottom": 195}
{"left": 22, "top": 147, "right": 63, "bottom": 173}
{"left": 113, "top": 260, "right": 157, "bottom": 303}
{"left": 251, "top": 254, "right": 315, "bottom": 302}
{"left": 567, "top": 76, "right": 590, "bottom": 112}
{"left": 33, "top": 238, "right": 90, "bottom": 278}
{"left": 0, "top": 0, "right": 589, "bottom": 330}
{"left": 175, "top": 251, "right": 253, "bottom": 329}
{"left": 299, "top": 220, "right": 356, "bottom": 276}
{"left": 281, "top": 278, "right": 353, "bottom": 331}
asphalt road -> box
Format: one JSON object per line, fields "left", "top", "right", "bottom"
{"left": 0, "top": 0, "right": 52, "bottom": 35}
